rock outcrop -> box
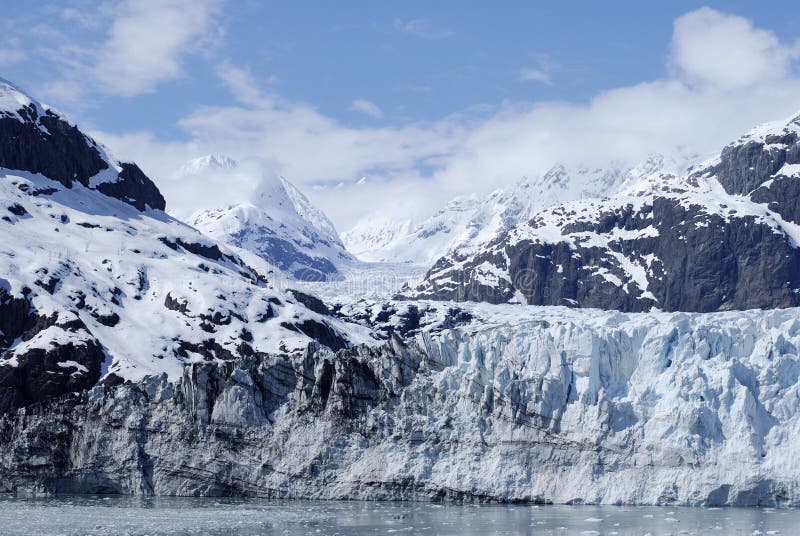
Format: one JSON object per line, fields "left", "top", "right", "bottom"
{"left": 0, "top": 78, "right": 165, "bottom": 211}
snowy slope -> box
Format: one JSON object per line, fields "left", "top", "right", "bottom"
{"left": 0, "top": 78, "right": 373, "bottom": 413}
{"left": 342, "top": 158, "right": 674, "bottom": 265}
{"left": 186, "top": 158, "right": 353, "bottom": 281}
{"left": 0, "top": 169, "right": 371, "bottom": 384}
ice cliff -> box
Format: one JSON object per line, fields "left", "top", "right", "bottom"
{"left": 2, "top": 306, "right": 799, "bottom": 507}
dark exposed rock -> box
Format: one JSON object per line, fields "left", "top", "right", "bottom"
{"left": 287, "top": 289, "right": 330, "bottom": 315}
{"left": 164, "top": 293, "right": 190, "bottom": 314}
{"left": 334, "top": 301, "right": 475, "bottom": 340}
{"left": 0, "top": 289, "right": 31, "bottom": 349}
{"left": 0, "top": 87, "right": 165, "bottom": 212}
{"left": 281, "top": 320, "right": 347, "bottom": 352}
{"left": 91, "top": 311, "right": 120, "bottom": 327}
{"left": 0, "top": 335, "right": 104, "bottom": 414}
{"left": 0, "top": 109, "right": 108, "bottom": 188}
{"left": 6, "top": 203, "right": 27, "bottom": 216}
{"left": 96, "top": 162, "right": 166, "bottom": 211}
{"left": 0, "top": 288, "right": 105, "bottom": 414}
{"left": 408, "top": 198, "right": 800, "bottom": 312}
{"left": 159, "top": 237, "right": 226, "bottom": 262}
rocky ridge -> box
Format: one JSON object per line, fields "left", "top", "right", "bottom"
{"left": 404, "top": 114, "right": 800, "bottom": 312}
{"left": 0, "top": 78, "right": 164, "bottom": 212}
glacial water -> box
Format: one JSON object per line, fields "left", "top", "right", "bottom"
{"left": 0, "top": 496, "right": 797, "bottom": 535}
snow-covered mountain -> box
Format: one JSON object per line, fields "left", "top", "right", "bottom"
{"left": 405, "top": 111, "right": 800, "bottom": 312}
{"left": 178, "top": 154, "right": 238, "bottom": 176}
{"left": 342, "top": 158, "right": 674, "bottom": 265}
{"left": 185, "top": 158, "right": 353, "bottom": 281}
{"left": 0, "top": 78, "right": 371, "bottom": 413}
{"left": 4, "top": 76, "right": 800, "bottom": 507}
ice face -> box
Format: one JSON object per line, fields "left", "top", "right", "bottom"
{"left": 3, "top": 300, "right": 800, "bottom": 506}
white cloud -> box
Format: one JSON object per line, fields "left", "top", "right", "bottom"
{"left": 0, "top": 37, "right": 26, "bottom": 66}
{"left": 54, "top": 6, "right": 106, "bottom": 29}
{"left": 92, "top": 0, "right": 223, "bottom": 96}
{"left": 96, "top": 8, "right": 800, "bottom": 231}
{"left": 670, "top": 7, "right": 799, "bottom": 89}
{"left": 349, "top": 99, "right": 383, "bottom": 118}
{"left": 519, "top": 68, "right": 552, "bottom": 85}
{"left": 216, "top": 62, "right": 265, "bottom": 106}
{"left": 394, "top": 19, "right": 453, "bottom": 40}
{"left": 14, "top": 0, "right": 223, "bottom": 101}
{"left": 0, "top": 48, "right": 26, "bottom": 66}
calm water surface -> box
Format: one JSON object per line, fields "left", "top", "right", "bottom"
{"left": 0, "top": 495, "right": 797, "bottom": 535}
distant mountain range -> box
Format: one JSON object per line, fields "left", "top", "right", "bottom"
{"left": 341, "top": 157, "right": 677, "bottom": 265}
{"left": 403, "top": 113, "right": 800, "bottom": 312}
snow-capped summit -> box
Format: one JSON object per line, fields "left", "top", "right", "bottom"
{"left": 0, "top": 77, "right": 46, "bottom": 120}
{"left": 178, "top": 154, "right": 238, "bottom": 176}
{"left": 189, "top": 169, "right": 352, "bottom": 281}
{"left": 343, "top": 158, "right": 676, "bottom": 265}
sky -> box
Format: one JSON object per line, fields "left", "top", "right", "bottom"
{"left": 2, "top": 1, "right": 800, "bottom": 230}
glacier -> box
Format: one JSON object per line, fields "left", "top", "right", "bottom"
{"left": 3, "top": 304, "right": 799, "bottom": 506}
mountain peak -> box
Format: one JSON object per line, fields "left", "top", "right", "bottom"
{"left": 179, "top": 154, "right": 239, "bottom": 176}
{"left": 0, "top": 77, "right": 165, "bottom": 211}
{"left": 191, "top": 174, "right": 350, "bottom": 281}
{"left": 0, "top": 77, "right": 43, "bottom": 119}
